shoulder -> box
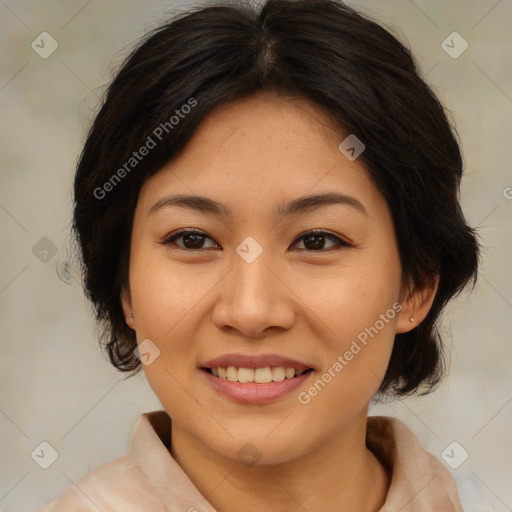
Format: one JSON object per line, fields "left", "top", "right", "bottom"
{"left": 367, "top": 416, "right": 496, "bottom": 512}
{"left": 34, "top": 454, "right": 166, "bottom": 511}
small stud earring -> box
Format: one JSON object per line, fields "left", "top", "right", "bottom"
{"left": 409, "top": 316, "right": 415, "bottom": 323}
{"left": 126, "top": 313, "right": 134, "bottom": 319}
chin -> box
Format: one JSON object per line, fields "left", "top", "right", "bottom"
{"left": 191, "top": 416, "right": 318, "bottom": 467}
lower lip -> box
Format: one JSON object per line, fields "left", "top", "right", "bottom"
{"left": 201, "top": 369, "right": 313, "bottom": 404}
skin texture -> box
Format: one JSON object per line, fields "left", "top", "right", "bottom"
{"left": 121, "top": 90, "right": 438, "bottom": 512}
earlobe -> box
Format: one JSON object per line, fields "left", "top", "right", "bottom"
{"left": 395, "top": 275, "right": 439, "bottom": 334}
{"left": 120, "top": 289, "right": 135, "bottom": 330}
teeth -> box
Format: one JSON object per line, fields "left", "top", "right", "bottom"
{"left": 209, "top": 366, "right": 309, "bottom": 383}
{"left": 238, "top": 367, "right": 255, "bottom": 382}
{"left": 271, "top": 367, "right": 285, "bottom": 381}
{"left": 254, "top": 367, "right": 272, "bottom": 383}
{"left": 226, "top": 366, "right": 238, "bottom": 382}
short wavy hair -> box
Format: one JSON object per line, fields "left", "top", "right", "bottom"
{"left": 72, "top": 0, "right": 479, "bottom": 397}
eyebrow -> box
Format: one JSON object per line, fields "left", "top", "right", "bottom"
{"left": 148, "top": 192, "right": 367, "bottom": 218}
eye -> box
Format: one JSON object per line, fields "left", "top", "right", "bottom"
{"left": 160, "top": 228, "right": 351, "bottom": 252}
{"left": 291, "top": 230, "right": 351, "bottom": 251}
{"left": 160, "top": 229, "right": 220, "bottom": 250}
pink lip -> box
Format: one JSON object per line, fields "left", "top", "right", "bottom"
{"left": 201, "top": 353, "right": 313, "bottom": 370}
{"left": 201, "top": 368, "right": 314, "bottom": 404}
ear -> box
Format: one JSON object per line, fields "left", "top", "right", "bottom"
{"left": 120, "top": 287, "right": 135, "bottom": 330}
{"left": 395, "top": 274, "right": 439, "bottom": 334}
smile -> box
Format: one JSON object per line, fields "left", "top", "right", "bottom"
{"left": 203, "top": 366, "right": 313, "bottom": 383}
{"left": 201, "top": 366, "right": 315, "bottom": 404}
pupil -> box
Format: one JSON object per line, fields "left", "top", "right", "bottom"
{"left": 305, "top": 235, "right": 324, "bottom": 250}
{"left": 185, "top": 234, "right": 204, "bottom": 249}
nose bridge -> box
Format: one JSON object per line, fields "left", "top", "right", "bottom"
{"left": 230, "top": 239, "right": 276, "bottom": 309}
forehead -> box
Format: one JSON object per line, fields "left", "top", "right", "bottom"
{"left": 181, "top": 90, "right": 345, "bottom": 165}
{"left": 137, "top": 91, "right": 387, "bottom": 219}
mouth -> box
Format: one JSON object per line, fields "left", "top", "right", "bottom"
{"left": 199, "top": 354, "right": 316, "bottom": 403}
{"left": 201, "top": 366, "right": 314, "bottom": 383}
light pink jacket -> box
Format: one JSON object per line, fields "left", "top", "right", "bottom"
{"left": 35, "top": 411, "right": 465, "bottom": 511}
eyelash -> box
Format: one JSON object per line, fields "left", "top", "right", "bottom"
{"left": 160, "top": 228, "right": 352, "bottom": 252}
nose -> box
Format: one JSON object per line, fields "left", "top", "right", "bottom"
{"left": 211, "top": 244, "right": 296, "bottom": 338}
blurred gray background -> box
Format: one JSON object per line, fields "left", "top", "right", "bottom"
{"left": 0, "top": 0, "right": 511, "bottom": 510}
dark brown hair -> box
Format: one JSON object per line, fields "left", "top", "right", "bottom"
{"left": 73, "top": 0, "right": 479, "bottom": 396}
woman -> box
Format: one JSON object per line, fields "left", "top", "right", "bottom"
{"left": 36, "top": 0, "right": 481, "bottom": 510}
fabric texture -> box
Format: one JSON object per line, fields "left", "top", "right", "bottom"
{"left": 35, "top": 410, "right": 470, "bottom": 511}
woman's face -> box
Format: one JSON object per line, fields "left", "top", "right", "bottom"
{"left": 123, "top": 90, "right": 414, "bottom": 465}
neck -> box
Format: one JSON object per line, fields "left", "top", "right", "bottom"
{"left": 170, "top": 411, "right": 390, "bottom": 512}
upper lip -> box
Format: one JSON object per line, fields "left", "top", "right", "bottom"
{"left": 201, "top": 353, "right": 314, "bottom": 370}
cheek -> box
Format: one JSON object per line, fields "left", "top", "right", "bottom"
{"left": 313, "top": 283, "right": 398, "bottom": 391}
{"left": 128, "top": 254, "right": 223, "bottom": 403}
{"left": 294, "top": 251, "right": 401, "bottom": 411}
{"left": 295, "top": 282, "right": 400, "bottom": 434}
{"left": 299, "top": 250, "right": 401, "bottom": 348}
{"left": 129, "top": 252, "right": 215, "bottom": 339}
{"left": 129, "top": 262, "right": 204, "bottom": 418}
